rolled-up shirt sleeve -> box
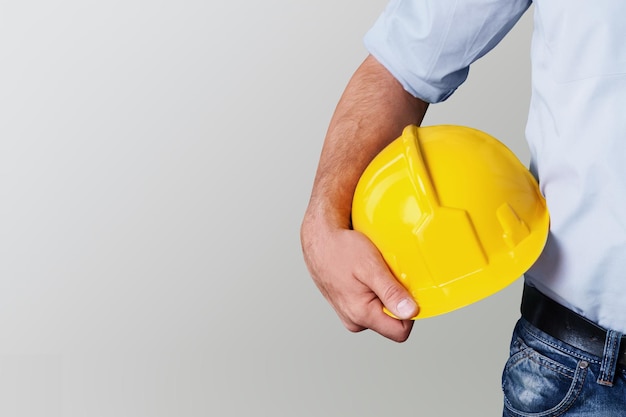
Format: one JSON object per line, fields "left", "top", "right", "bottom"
{"left": 364, "top": 0, "right": 531, "bottom": 103}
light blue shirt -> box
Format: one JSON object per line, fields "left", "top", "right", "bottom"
{"left": 365, "top": 0, "right": 626, "bottom": 333}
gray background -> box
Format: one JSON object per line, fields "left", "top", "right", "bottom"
{"left": 0, "top": 1, "right": 533, "bottom": 416}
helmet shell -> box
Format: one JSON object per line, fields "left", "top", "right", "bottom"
{"left": 352, "top": 125, "right": 549, "bottom": 319}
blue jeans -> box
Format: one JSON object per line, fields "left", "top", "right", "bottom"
{"left": 502, "top": 318, "right": 626, "bottom": 416}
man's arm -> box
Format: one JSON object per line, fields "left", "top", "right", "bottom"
{"left": 300, "top": 55, "right": 428, "bottom": 342}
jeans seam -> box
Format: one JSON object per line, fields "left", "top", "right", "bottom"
{"left": 552, "top": 364, "right": 587, "bottom": 417}
{"left": 520, "top": 319, "right": 601, "bottom": 365}
{"left": 503, "top": 360, "right": 587, "bottom": 417}
{"left": 507, "top": 344, "right": 576, "bottom": 379}
{"left": 598, "top": 330, "right": 622, "bottom": 386}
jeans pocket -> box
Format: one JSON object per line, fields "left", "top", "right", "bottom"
{"left": 502, "top": 338, "right": 588, "bottom": 417}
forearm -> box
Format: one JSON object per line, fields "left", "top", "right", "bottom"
{"left": 303, "top": 55, "right": 428, "bottom": 231}
{"left": 300, "top": 55, "right": 426, "bottom": 338}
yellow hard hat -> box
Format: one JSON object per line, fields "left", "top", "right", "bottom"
{"left": 351, "top": 125, "right": 549, "bottom": 319}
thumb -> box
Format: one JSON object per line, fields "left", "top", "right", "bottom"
{"left": 376, "top": 279, "right": 419, "bottom": 320}
{"left": 360, "top": 248, "right": 419, "bottom": 320}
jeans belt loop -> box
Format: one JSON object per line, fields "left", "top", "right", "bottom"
{"left": 597, "top": 329, "right": 623, "bottom": 387}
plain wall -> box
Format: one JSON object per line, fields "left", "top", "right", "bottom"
{"left": 0, "top": 1, "right": 533, "bottom": 416}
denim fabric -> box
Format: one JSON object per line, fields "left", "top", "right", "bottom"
{"left": 502, "top": 318, "right": 626, "bottom": 416}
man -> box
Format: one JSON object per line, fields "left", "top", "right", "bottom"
{"left": 301, "top": 0, "right": 626, "bottom": 414}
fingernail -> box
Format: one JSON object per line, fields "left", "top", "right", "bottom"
{"left": 396, "top": 298, "right": 417, "bottom": 318}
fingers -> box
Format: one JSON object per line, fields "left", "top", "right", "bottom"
{"left": 362, "top": 298, "right": 415, "bottom": 342}
{"left": 376, "top": 279, "right": 419, "bottom": 319}
{"left": 353, "top": 234, "right": 419, "bottom": 320}
{"left": 329, "top": 233, "right": 418, "bottom": 342}
{"left": 302, "top": 224, "right": 419, "bottom": 342}
{"left": 337, "top": 302, "right": 414, "bottom": 342}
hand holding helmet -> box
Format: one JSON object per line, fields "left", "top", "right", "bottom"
{"left": 352, "top": 125, "right": 550, "bottom": 319}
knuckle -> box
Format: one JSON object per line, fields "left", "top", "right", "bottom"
{"left": 381, "top": 284, "right": 404, "bottom": 304}
{"left": 391, "top": 330, "right": 411, "bottom": 343}
{"left": 341, "top": 318, "right": 365, "bottom": 333}
{"left": 344, "top": 305, "right": 371, "bottom": 331}
{"left": 345, "top": 308, "right": 367, "bottom": 328}
{"left": 390, "top": 335, "right": 407, "bottom": 343}
{"left": 346, "top": 323, "right": 365, "bottom": 333}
